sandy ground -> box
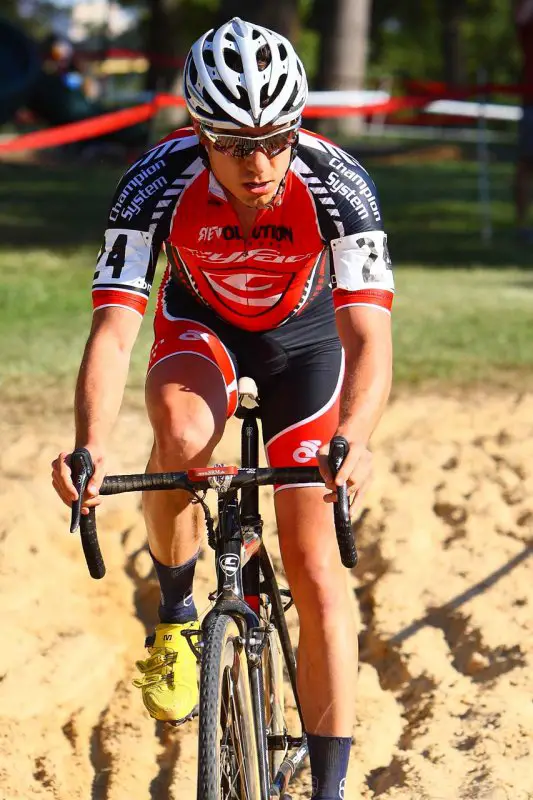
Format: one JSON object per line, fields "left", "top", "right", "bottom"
{"left": 0, "top": 390, "right": 532, "bottom": 800}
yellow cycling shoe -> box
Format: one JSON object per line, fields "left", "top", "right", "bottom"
{"left": 133, "top": 621, "right": 199, "bottom": 724}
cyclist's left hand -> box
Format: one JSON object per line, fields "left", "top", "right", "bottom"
{"left": 318, "top": 439, "right": 373, "bottom": 511}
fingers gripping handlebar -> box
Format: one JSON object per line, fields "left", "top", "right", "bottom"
{"left": 70, "top": 448, "right": 106, "bottom": 579}
{"left": 69, "top": 438, "right": 357, "bottom": 578}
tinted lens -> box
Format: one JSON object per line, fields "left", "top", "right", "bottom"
{"left": 209, "top": 126, "right": 298, "bottom": 159}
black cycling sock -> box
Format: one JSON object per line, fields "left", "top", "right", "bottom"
{"left": 307, "top": 733, "right": 351, "bottom": 799}
{"left": 150, "top": 549, "right": 199, "bottom": 624}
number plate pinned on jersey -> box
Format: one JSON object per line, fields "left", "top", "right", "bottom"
{"left": 187, "top": 465, "right": 238, "bottom": 492}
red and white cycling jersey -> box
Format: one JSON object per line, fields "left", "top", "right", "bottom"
{"left": 92, "top": 128, "right": 394, "bottom": 331}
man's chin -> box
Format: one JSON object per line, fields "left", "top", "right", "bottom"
{"left": 247, "top": 193, "right": 276, "bottom": 209}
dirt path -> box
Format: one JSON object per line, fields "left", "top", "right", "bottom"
{"left": 1, "top": 392, "right": 531, "bottom": 800}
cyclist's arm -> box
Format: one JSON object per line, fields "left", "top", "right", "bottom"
{"left": 52, "top": 132, "right": 202, "bottom": 509}
{"left": 52, "top": 304, "right": 144, "bottom": 511}
{"left": 334, "top": 304, "right": 392, "bottom": 447}
{"left": 74, "top": 174, "right": 169, "bottom": 496}
{"left": 74, "top": 306, "right": 142, "bottom": 455}
{"left": 54, "top": 153, "right": 178, "bottom": 507}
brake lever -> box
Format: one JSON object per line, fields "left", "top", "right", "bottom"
{"left": 69, "top": 448, "right": 95, "bottom": 532}
{"left": 328, "top": 435, "right": 358, "bottom": 568}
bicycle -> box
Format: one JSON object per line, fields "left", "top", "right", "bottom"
{"left": 69, "top": 378, "right": 358, "bottom": 800}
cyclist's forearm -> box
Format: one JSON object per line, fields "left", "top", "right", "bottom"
{"left": 74, "top": 334, "right": 131, "bottom": 451}
{"left": 337, "top": 340, "right": 392, "bottom": 445}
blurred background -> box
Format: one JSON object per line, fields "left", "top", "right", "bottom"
{"left": 1, "top": 0, "right": 532, "bottom": 396}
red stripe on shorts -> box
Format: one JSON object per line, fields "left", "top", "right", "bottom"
{"left": 148, "top": 317, "right": 238, "bottom": 418}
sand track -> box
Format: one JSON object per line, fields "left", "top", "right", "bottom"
{"left": 1, "top": 393, "right": 531, "bottom": 799}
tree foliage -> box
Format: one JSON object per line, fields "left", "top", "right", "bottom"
{"left": 5, "top": 0, "right": 523, "bottom": 91}
{"left": 371, "top": 0, "right": 521, "bottom": 86}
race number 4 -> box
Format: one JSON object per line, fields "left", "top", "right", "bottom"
{"left": 105, "top": 233, "right": 128, "bottom": 278}
{"left": 93, "top": 228, "right": 153, "bottom": 287}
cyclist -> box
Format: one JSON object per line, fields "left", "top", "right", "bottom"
{"left": 52, "top": 17, "right": 394, "bottom": 800}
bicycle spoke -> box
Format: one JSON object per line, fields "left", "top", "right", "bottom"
{"left": 230, "top": 686, "right": 250, "bottom": 799}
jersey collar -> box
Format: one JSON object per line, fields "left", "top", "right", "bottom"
{"left": 208, "top": 171, "right": 228, "bottom": 202}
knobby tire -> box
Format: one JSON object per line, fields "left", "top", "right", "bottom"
{"left": 197, "top": 613, "right": 261, "bottom": 800}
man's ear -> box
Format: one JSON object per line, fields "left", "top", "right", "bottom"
{"left": 192, "top": 120, "right": 207, "bottom": 146}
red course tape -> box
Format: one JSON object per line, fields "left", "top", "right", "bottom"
{"left": 0, "top": 85, "right": 524, "bottom": 154}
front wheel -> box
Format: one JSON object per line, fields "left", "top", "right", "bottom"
{"left": 197, "top": 613, "right": 261, "bottom": 800}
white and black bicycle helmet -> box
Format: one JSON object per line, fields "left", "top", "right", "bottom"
{"left": 183, "top": 17, "right": 308, "bottom": 130}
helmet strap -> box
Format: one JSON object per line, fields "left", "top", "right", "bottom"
{"left": 264, "top": 136, "right": 299, "bottom": 210}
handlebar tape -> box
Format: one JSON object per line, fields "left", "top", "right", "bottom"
{"left": 70, "top": 448, "right": 106, "bottom": 579}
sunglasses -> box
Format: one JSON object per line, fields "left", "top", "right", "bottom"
{"left": 200, "top": 121, "right": 300, "bottom": 159}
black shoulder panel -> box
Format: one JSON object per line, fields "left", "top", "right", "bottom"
{"left": 93, "top": 134, "right": 204, "bottom": 299}
{"left": 292, "top": 131, "right": 384, "bottom": 241}
{"left": 107, "top": 134, "right": 203, "bottom": 240}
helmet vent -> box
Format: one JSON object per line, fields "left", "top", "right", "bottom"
{"left": 256, "top": 45, "right": 271, "bottom": 71}
{"left": 235, "top": 86, "right": 250, "bottom": 109}
{"left": 189, "top": 59, "right": 198, "bottom": 85}
{"left": 283, "top": 84, "right": 299, "bottom": 113}
{"left": 224, "top": 48, "right": 243, "bottom": 73}
{"left": 203, "top": 49, "right": 215, "bottom": 68}
{"left": 263, "top": 71, "right": 286, "bottom": 107}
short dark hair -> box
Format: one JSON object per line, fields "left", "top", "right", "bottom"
{"left": 224, "top": 43, "right": 272, "bottom": 73}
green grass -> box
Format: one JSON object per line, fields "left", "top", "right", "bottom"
{"left": 0, "top": 246, "right": 156, "bottom": 397}
{"left": 392, "top": 268, "right": 533, "bottom": 386}
{"left": 367, "top": 159, "right": 531, "bottom": 268}
{"left": 0, "top": 155, "right": 532, "bottom": 394}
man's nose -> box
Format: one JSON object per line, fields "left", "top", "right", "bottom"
{"left": 244, "top": 148, "right": 271, "bottom": 172}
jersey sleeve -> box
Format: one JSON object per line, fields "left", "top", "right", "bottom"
{"left": 294, "top": 132, "right": 394, "bottom": 315}
{"left": 92, "top": 131, "right": 200, "bottom": 317}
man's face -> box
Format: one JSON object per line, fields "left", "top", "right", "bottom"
{"left": 197, "top": 123, "right": 293, "bottom": 209}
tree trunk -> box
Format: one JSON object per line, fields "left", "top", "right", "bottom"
{"left": 217, "top": 0, "right": 299, "bottom": 41}
{"left": 145, "top": 0, "right": 184, "bottom": 93}
{"left": 439, "top": 0, "right": 466, "bottom": 86}
{"left": 314, "top": 0, "right": 373, "bottom": 135}
{"left": 315, "top": 0, "right": 372, "bottom": 91}
{"left": 144, "top": 0, "right": 188, "bottom": 134}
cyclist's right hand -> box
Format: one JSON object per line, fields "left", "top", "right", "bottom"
{"left": 51, "top": 448, "right": 106, "bottom": 515}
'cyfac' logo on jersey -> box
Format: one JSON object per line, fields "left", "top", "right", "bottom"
{"left": 202, "top": 268, "right": 294, "bottom": 317}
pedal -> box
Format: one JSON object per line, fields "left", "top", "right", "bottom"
{"left": 181, "top": 628, "right": 203, "bottom": 662}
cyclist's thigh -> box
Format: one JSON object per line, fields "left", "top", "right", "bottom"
{"left": 261, "top": 339, "right": 345, "bottom": 575}
{"left": 260, "top": 339, "right": 344, "bottom": 488}
{"left": 147, "top": 305, "right": 238, "bottom": 443}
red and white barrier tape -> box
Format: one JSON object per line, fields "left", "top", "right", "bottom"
{"left": 0, "top": 86, "right": 525, "bottom": 154}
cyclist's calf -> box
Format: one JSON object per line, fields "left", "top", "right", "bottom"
{"left": 275, "top": 487, "right": 357, "bottom": 735}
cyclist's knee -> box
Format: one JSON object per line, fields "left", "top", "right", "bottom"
{"left": 289, "top": 555, "right": 349, "bottom": 621}
{"left": 152, "top": 405, "right": 224, "bottom": 470}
